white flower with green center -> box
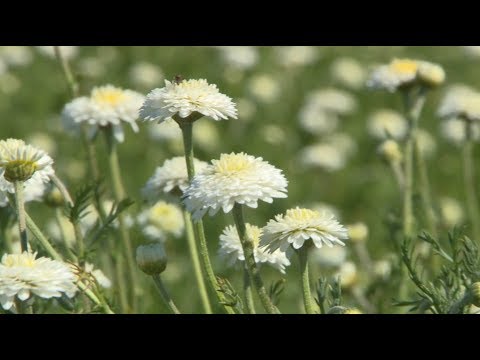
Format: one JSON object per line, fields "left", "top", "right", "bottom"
{"left": 367, "top": 109, "right": 408, "bottom": 140}
{"left": 368, "top": 58, "right": 445, "bottom": 92}
{"left": 438, "top": 84, "right": 480, "bottom": 122}
{"left": 62, "top": 85, "right": 145, "bottom": 143}
{"left": 219, "top": 223, "right": 290, "bottom": 274}
{"left": 0, "top": 252, "right": 77, "bottom": 310}
{"left": 260, "top": 207, "right": 348, "bottom": 256}
{"left": 142, "top": 156, "right": 208, "bottom": 200}
{"left": 140, "top": 79, "right": 237, "bottom": 124}
{"left": 136, "top": 201, "right": 184, "bottom": 241}
{"left": 183, "top": 152, "right": 288, "bottom": 220}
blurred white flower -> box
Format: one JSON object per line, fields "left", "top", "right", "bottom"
{"left": 335, "top": 261, "right": 358, "bottom": 289}
{"left": 62, "top": 85, "right": 145, "bottom": 143}
{"left": 141, "top": 79, "right": 237, "bottom": 123}
{"left": 300, "top": 143, "right": 348, "bottom": 172}
{"left": 217, "top": 46, "right": 259, "bottom": 70}
{"left": 440, "top": 117, "right": 480, "bottom": 145}
{"left": 194, "top": 120, "right": 220, "bottom": 152}
{"left": 299, "top": 102, "right": 339, "bottom": 135}
{"left": 373, "top": 259, "right": 392, "bottom": 280}
{"left": 261, "top": 124, "right": 286, "bottom": 145}
{"left": 0, "top": 252, "right": 77, "bottom": 310}
{"left": 136, "top": 201, "right": 184, "bottom": 241}
{"left": 46, "top": 216, "right": 76, "bottom": 248}
{"left": 0, "top": 73, "right": 21, "bottom": 94}
{"left": 305, "top": 88, "right": 357, "bottom": 116}
{"left": 260, "top": 207, "right": 348, "bottom": 256}
{"left": 0, "top": 46, "right": 32, "bottom": 67}
{"left": 183, "top": 152, "right": 288, "bottom": 220}
{"left": 311, "top": 246, "right": 347, "bottom": 268}
{"left": 247, "top": 74, "right": 281, "bottom": 103}
{"left": 416, "top": 129, "right": 437, "bottom": 159}
{"left": 36, "top": 46, "right": 78, "bottom": 60}
{"left": 439, "top": 197, "right": 465, "bottom": 228}
{"left": 438, "top": 84, "right": 480, "bottom": 122}
{"left": 236, "top": 98, "right": 257, "bottom": 121}
{"left": 148, "top": 118, "right": 181, "bottom": 141}
{"left": 347, "top": 222, "right": 369, "bottom": 244}
{"left": 129, "top": 62, "right": 164, "bottom": 89}
{"left": 330, "top": 57, "right": 366, "bottom": 90}
{"left": 462, "top": 46, "right": 480, "bottom": 58}
{"left": 367, "top": 109, "right": 408, "bottom": 140}
{"left": 26, "top": 132, "right": 57, "bottom": 157}
{"left": 275, "top": 46, "right": 319, "bottom": 67}
{"left": 77, "top": 57, "right": 107, "bottom": 78}
{"left": 142, "top": 156, "right": 208, "bottom": 200}
{"left": 219, "top": 223, "right": 290, "bottom": 273}
{"left": 309, "top": 202, "right": 342, "bottom": 220}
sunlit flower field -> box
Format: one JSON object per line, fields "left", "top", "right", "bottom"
{"left": 1, "top": 46, "right": 480, "bottom": 314}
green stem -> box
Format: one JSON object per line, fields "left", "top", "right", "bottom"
{"left": 390, "top": 160, "right": 405, "bottom": 191}
{"left": 54, "top": 46, "right": 79, "bottom": 97}
{"left": 297, "top": 246, "right": 315, "bottom": 314}
{"left": 463, "top": 120, "right": 480, "bottom": 242}
{"left": 243, "top": 265, "right": 256, "bottom": 314}
{"left": 414, "top": 135, "right": 437, "bottom": 237}
{"left": 182, "top": 208, "right": 212, "bottom": 314}
{"left": 152, "top": 274, "right": 181, "bottom": 314}
{"left": 402, "top": 89, "right": 427, "bottom": 238}
{"left": 54, "top": 208, "right": 77, "bottom": 262}
{"left": 114, "top": 252, "right": 129, "bottom": 314}
{"left": 103, "top": 127, "right": 137, "bottom": 312}
{"left": 232, "top": 203, "right": 279, "bottom": 314}
{"left": 178, "top": 120, "right": 235, "bottom": 314}
{"left": 13, "top": 181, "right": 28, "bottom": 252}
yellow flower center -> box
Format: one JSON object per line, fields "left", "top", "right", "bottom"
{"left": 214, "top": 153, "right": 252, "bottom": 175}
{"left": 91, "top": 87, "right": 126, "bottom": 106}
{"left": 3, "top": 254, "right": 36, "bottom": 267}
{"left": 148, "top": 203, "right": 181, "bottom": 231}
{"left": 285, "top": 208, "right": 320, "bottom": 221}
{"left": 390, "top": 59, "right": 418, "bottom": 75}
{"left": 4, "top": 160, "right": 37, "bottom": 182}
{"left": 246, "top": 224, "right": 261, "bottom": 247}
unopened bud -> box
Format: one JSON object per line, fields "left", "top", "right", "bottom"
{"left": 136, "top": 243, "right": 167, "bottom": 275}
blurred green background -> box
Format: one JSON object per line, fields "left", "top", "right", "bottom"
{"left": 1, "top": 46, "right": 479, "bottom": 314}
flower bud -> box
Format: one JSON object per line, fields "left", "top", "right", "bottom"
{"left": 347, "top": 222, "right": 368, "bottom": 244}
{"left": 44, "top": 186, "right": 65, "bottom": 208}
{"left": 136, "top": 243, "right": 167, "bottom": 275}
{"left": 418, "top": 62, "right": 445, "bottom": 88}
{"left": 378, "top": 139, "right": 402, "bottom": 163}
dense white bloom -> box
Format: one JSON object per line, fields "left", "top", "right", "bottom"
{"left": 311, "top": 246, "right": 347, "bottom": 268}
{"left": 306, "top": 88, "right": 357, "bottom": 116}
{"left": 367, "top": 109, "right": 408, "bottom": 140}
{"left": 0, "top": 252, "right": 77, "bottom": 310}
{"left": 137, "top": 201, "right": 184, "bottom": 241}
{"left": 183, "top": 152, "right": 288, "bottom": 220}
{"left": 275, "top": 46, "right": 319, "bottom": 67}
{"left": 129, "top": 62, "right": 164, "bottom": 89}
{"left": 300, "top": 143, "right": 348, "bottom": 172}
{"left": 440, "top": 117, "right": 480, "bottom": 145}
{"left": 260, "top": 207, "right": 348, "bottom": 256}
{"left": 439, "top": 197, "right": 465, "bottom": 228}
{"left": 140, "top": 79, "right": 237, "bottom": 124}
{"left": 330, "top": 57, "right": 366, "bottom": 90}
{"left": 217, "top": 46, "right": 259, "bottom": 70}
{"left": 299, "top": 103, "right": 339, "bottom": 135}
{"left": 62, "top": 85, "right": 144, "bottom": 143}
{"left": 437, "top": 85, "right": 480, "bottom": 121}
{"left": 247, "top": 74, "right": 281, "bottom": 103}
{"left": 36, "top": 46, "right": 78, "bottom": 60}
{"left": 142, "top": 156, "right": 208, "bottom": 200}
{"left": 219, "top": 224, "right": 290, "bottom": 273}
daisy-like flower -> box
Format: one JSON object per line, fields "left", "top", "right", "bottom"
{"left": 305, "top": 88, "right": 357, "bottom": 116}
{"left": 300, "top": 143, "right": 348, "bottom": 172}
{"left": 247, "top": 74, "right": 281, "bottom": 104}
{"left": 142, "top": 156, "right": 208, "bottom": 200}
{"left": 0, "top": 252, "right": 77, "bottom": 310}
{"left": 367, "top": 109, "right": 408, "bottom": 140}
{"left": 62, "top": 85, "right": 145, "bottom": 143}
{"left": 299, "top": 103, "right": 339, "bottom": 135}
{"left": 311, "top": 246, "right": 347, "bottom": 268}
{"left": 330, "top": 57, "right": 366, "bottom": 90}
{"left": 216, "top": 46, "right": 259, "bottom": 70}
{"left": 437, "top": 85, "right": 480, "bottom": 122}
{"left": 275, "top": 46, "right": 319, "bottom": 68}
{"left": 439, "top": 197, "right": 465, "bottom": 228}
{"left": 140, "top": 78, "right": 237, "bottom": 124}
{"left": 219, "top": 223, "right": 290, "bottom": 273}
{"left": 367, "top": 58, "right": 445, "bottom": 92}
{"left": 416, "top": 129, "right": 437, "bottom": 159}
{"left": 129, "top": 62, "right": 164, "bottom": 89}
{"left": 440, "top": 117, "right": 480, "bottom": 145}
{"left": 260, "top": 207, "right": 348, "bottom": 256}
{"left": 136, "top": 201, "right": 184, "bottom": 241}
{"left": 183, "top": 152, "right": 288, "bottom": 220}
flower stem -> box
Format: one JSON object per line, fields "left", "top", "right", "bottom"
{"left": 390, "top": 160, "right": 405, "bottom": 191}
{"left": 152, "top": 274, "right": 181, "bottom": 314}
{"left": 178, "top": 121, "right": 235, "bottom": 314}
{"left": 402, "top": 89, "right": 426, "bottom": 238}
{"left": 243, "top": 265, "right": 256, "bottom": 314}
{"left": 232, "top": 203, "right": 279, "bottom": 314}
{"left": 182, "top": 208, "right": 212, "bottom": 314}
{"left": 54, "top": 208, "right": 77, "bottom": 261}
{"left": 103, "top": 127, "right": 137, "bottom": 312}
{"left": 297, "top": 246, "right": 315, "bottom": 314}
{"left": 13, "top": 181, "right": 28, "bottom": 252}
{"left": 463, "top": 120, "right": 480, "bottom": 242}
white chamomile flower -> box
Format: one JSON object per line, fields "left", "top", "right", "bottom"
{"left": 62, "top": 85, "right": 145, "bottom": 143}
{"left": 0, "top": 252, "right": 77, "bottom": 310}
{"left": 142, "top": 156, "right": 208, "bottom": 200}
{"left": 367, "top": 109, "right": 408, "bottom": 140}
{"left": 35, "top": 46, "right": 78, "bottom": 60}
{"left": 300, "top": 143, "right": 348, "bottom": 172}
{"left": 462, "top": 46, "right": 480, "bottom": 58}
{"left": 183, "top": 152, "right": 288, "bottom": 220}
{"left": 440, "top": 117, "right": 480, "bottom": 145}
{"left": 71, "top": 262, "right": 112, "bottom": 289}
{"left": 129, "top": 62, "right": 164, "bottom": 89}
{"left": 335, "top": 261, "right": 358, "bottom": 289}
{"left": 136, "top": 201, "right": 184, "bottom": 241}
{"left": 0, "top": 46, "right": 32, "bottom": 67}
{"left": 306, "top": 88, "right": 357, "bottom": 116}
{"left": 299, "top": 102, "right": 339, "bottom": 135}
{"left": 437, "top": 84, "right": 480, "bottom": 122}
{"left": 217, "top": 46, "right": 259, "bottom": 70}
{"left": 140, "top": 78, "right": 237, "bottom": 124}
{"left": 311, "top": 246, "right": 347, "bottom": 268}
{"left": 0, "top": 176, "right": 48, "bottom": 208}
{"left": 219, "top": 223, "right": 290, "bottom": 273}
{"left": 247, "top": 74, "right": 281, "bottom": 104}
{"left": 416, "top": 129, "right": 437, "bottom": 159}
{"left": 260, "top": 207, "right": 348, "bottom": 256}
{"left": 330, "top": 57, "right": 366, "bottom": 90}
{"left": 261, "top": 124, "right": 286, "bottom": 145}
{"left": 439, "top": 197, "right": 465, "bottom": 228}
{"left": 275, "top": 46, "right": 319, "bottom": 68}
